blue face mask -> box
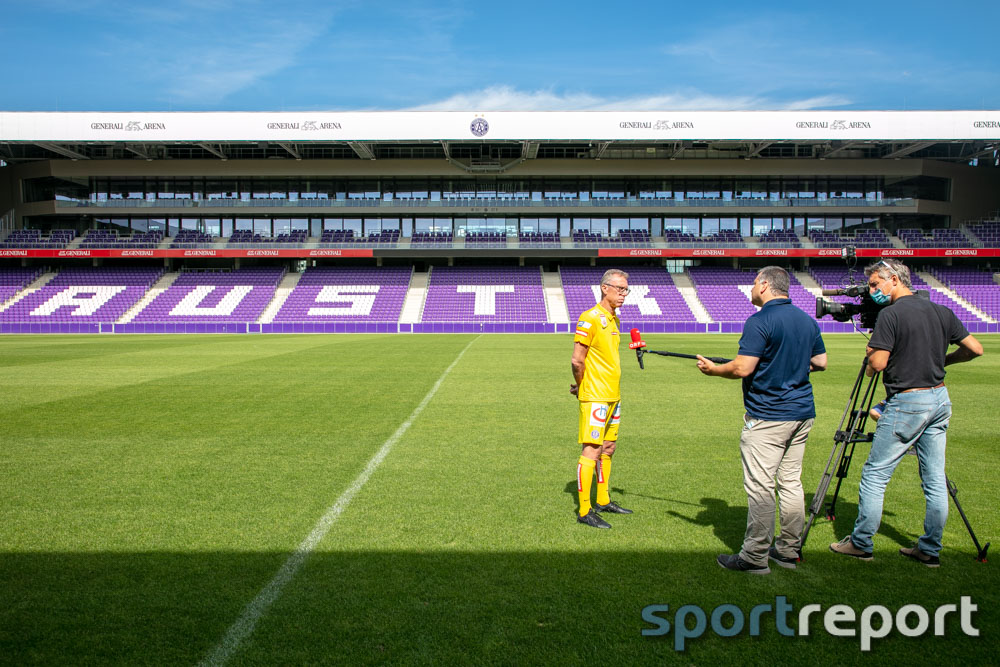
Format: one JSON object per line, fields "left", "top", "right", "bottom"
{"left": 870, "top": 281, "right": 892, "bottom": 305}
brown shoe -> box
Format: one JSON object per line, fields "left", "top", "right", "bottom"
{"left": 899, "top": 545, "right": 940, "bottom": 568}
{"left": 830, "top": 536, "right": 873, "bottom": 561}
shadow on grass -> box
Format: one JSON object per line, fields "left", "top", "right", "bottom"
{"left": 0, "top": 548, "right": 994, "bottom": 665}
{"left": 667, "top": 498, "right": 747, "bottom": 553}
{"left": 563, "top": 480, "right": 705, "bottom": 513}
{"left": 561, "top": 480, "right": 918, "bottom": 556}
{"left": 802, "top": 492, "right": 913, "bottom": 549}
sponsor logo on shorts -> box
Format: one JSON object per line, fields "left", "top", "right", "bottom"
{"left": 590, "top": 404, "right": 609, "bottom": 427}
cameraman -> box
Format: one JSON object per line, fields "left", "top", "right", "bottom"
{"left": 831, "top": 259, "right": 983, "bottom": 567}
{"left": 697, "top": 266, "right": 827, "bottom": 574}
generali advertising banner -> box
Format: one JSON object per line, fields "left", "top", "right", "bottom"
{"left": 0, "top": 248, "right": 996, "bottom": 259}
{"left": 597, "top": 248, "right": 1000, "bottom": 258}
{"left": 0, "top": 248, "right": 375, "bottom": 259}
{"left": 1, "top": 111, "right": 998, "bottom": 142}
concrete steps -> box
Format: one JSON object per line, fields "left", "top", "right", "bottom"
{"left": 917, "top": 271, "right": 996, "bottom": 324}
{"left": 258, "top": 272, "right": 302, "bottom": 324}
{"left": 794, "top": 270, "right": 823, "bottom": 297}
{"left": 670, "top": 271, "right": 713, "bottom": 324}
{"left": 544, "top": 270, "right": 569, "bottom": 323}
{"left": 399, "top": 268, "right": 428, "bottom": 324}
{"left": 0, "top": 271, "right": 57, "bottom": 312}
{"left": 118, "top": 272, "right": 180, "bottom": 323}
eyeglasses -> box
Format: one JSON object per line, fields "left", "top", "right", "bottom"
{"left": 603, "top": 283, "right": 630, "bottom": 295}
{"left": 868, "top": 260, "right": 897, "bottom": 288}
{"left": 876, "top": 260, "right": 897, "bottom": 275}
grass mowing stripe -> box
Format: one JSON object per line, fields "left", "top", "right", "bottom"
{"left": 0, "top": 334, "right": 370, "bottom": 415}
{"left": 197, "top": 335, "right": 479, "bottom": 667}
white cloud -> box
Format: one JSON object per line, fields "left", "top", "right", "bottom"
{"left": 407, "top": 86, "right": 850, "bottom": 111}
{"left": 80, "top": 0, "right": 340, "bottom": 105}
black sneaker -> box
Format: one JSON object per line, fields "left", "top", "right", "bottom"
{"left": 595, "top": 501, "right": 633, "bottom": 514}
{"left": 577, "top": 509, "right": 612, "bottom": 529}
{"left": 899, "top": 545, "right": 940, "bottom": 568}
{"left": 768, "top": 546, "right": 798, "bottom": 570}
{"left": 716, "top": 553, "right": 770, "bottom": 575}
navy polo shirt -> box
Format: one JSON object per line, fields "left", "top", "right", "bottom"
{"left": 738, "top": 298, "right": 826, "bottom": 421}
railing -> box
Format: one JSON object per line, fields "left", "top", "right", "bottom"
{"left": 5, "top": 238, "right": 996, "bottom": 253}
{"left": 55, "top": 197, "right": 917, "bottom": 209}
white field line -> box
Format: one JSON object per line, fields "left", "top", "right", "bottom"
{"left": 198, "top": 336, "right": 479, "bottom": 666}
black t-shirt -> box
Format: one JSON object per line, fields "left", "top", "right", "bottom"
{"left": 868, "top": 294, "right": 969, "bottom": 398}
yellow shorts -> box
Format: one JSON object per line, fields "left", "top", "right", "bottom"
{"left": 578, "top": 400, "right": 620, "bottom": 445}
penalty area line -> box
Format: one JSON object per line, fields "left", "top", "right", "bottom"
{"left": 198, "top": 336, "right": 479, "bottom": 666}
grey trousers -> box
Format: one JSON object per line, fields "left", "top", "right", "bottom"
{"left": 738, "top": 415, "right": 814, "bottom": 566}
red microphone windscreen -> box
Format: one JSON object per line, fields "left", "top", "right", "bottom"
{"left": 628, "top": 328, "right": 646, "bottom": 349}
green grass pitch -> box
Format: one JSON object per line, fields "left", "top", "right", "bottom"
{"left": 1, "top": 333, "right": 998, "bottom": 664}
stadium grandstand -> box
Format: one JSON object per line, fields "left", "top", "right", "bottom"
{"left": 1, "top": 110, "right": 999, "bottom": 334}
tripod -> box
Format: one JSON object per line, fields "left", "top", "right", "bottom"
{"left": 799, "top": 356, "right": 990, "bottom": 562}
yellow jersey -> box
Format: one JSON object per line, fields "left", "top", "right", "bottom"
{"left": 573, "top": 303, "right": 621, "bottom": 402}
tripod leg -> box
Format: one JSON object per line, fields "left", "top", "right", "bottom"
{"left": 799, "top": 356, "right": 875, "bottom": 559}
{"left": 827, "top": 441, "right": 857, "bottom": 521}
{"left": 946, "top": 476, "right": 990, "bottom": 563}
{"left": 828, "top": 370, "right": 880, "bottom": 522}
{"left": 800, "top": 440, "right": 846, "bottom": 558}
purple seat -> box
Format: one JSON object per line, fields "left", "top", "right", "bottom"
{"left": 131, "top": 267, "right": 284, "bottom": 323}
{"left": 562, "top": 267, "right": 696, "bottom": 327}
{"left": 0, "top": 267, "right": 163, "bottom": 323}
{"left": 273, "top": 267, "right": 411, "bottom": 323}
{"left": 421, "top": 266, "right": 546, "bottom": 323}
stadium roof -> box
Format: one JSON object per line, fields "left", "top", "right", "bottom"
{"left": 1, "top": 110, "right": 997, "bottom": 168}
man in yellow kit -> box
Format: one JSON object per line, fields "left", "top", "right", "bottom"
{"left": 570, "top": 268, "right": 633, "bottom": 528}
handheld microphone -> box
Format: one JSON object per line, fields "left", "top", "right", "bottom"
{"left": 628, "top": 328, "right": 646, "bottom": 370}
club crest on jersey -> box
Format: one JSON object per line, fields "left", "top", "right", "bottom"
{"left": 599, "top": 315, "right": 607, "bottom": 328}
{"left": 591, "top": 429, "right": 600, "bottom": 439}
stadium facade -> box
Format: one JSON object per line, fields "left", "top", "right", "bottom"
{"left": 1, "top": 110, "right": 999, "bottom": 334}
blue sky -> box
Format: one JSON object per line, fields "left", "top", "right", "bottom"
{"left": 1, "top": 0, "right": 997, "bottom": 111}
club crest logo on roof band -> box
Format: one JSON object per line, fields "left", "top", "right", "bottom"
{"left": 470, "top": 117, "right": 489, "bottom": 137}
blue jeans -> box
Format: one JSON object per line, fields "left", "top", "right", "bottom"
{"left": 851, "top": 387, "right": 951, "bottom": 556}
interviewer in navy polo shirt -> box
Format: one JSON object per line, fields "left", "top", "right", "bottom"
{"left": 696, "top": 266, "right": 827, "bottom": 574}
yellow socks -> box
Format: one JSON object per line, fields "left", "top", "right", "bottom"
{"left": 577, "top": 456, "right": 596, "bottom": 516}
{"left": 596, "top": 454, "right": 612, "bottom": 506}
